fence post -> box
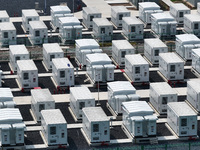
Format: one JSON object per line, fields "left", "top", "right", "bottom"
{"left": 141, "top": 145, "right": 144, "bottom": 150}
{"left": 189, "top": 142, "right": 191, "bottom": 150}
{"left": 165, "top": 144, "right": 167, "bottom": 150}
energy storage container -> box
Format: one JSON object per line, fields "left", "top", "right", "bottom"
{"left": 122, "top": 17, "right": 144, "bottom": 40}
{"left": 29, "top": 21, "right": 48, "bottom": 45}
{"left": 86, "top": 53, "right": 115, "bottom": 82}
{"left": 125, "top": 54, "right": 149, "bottom": 82}
{"left": 167, "top": 102, "right": 197, "bottom": 137}
{"left": 139, "top": 2, "right": 162, "bottom": 24}
{"left": 111, "top": 6, "right": 130, "bottom": 28}
{"left": 9, "top": 45, "right": 29, "bottom": 71}
{"left": 170, "top": 3, "right": 190, "bottom": 25}
{"left": 82, "top": 107, "right": 110, "bottom": 143}
{"left": 129, "top": 0, "right": 159, "bottom": 9}
{"left": 0, "top": 88, "right": 15, "bottom": 108}
{"left": 175, "top": 34, "right": 200, "bottom": 60}
{"left": 93, "top": 18, "right": 113, "bottom": 42}
{"left": 22, "top": 9, "right": 39, "bottom": 32}
{"left": 192, "top": 48, "right": 200, "bottom": 73}
{"left": 122, "top": 101, "right": 157, "bottom": 137}
{"left": 107, "top": 81, "right": 140, "bottom": 114}
{"left": 75, "top": 39, "right": 100, "bottom": 66}
{"left": 0, "top": 108, "right": 25, "bottom": 146}
{"left": 184, "top": 14, "right": 200, "bottom": 37}
{"left": 144, "top": 38, "right": 168, "bottom": 64}
{"left": 159, "top": 52, "right": 184, "bottom": 81}
{"left": 50, "top": 5, "right": 72, "bottom": 28}
{"left": 150, "top": 82, "right": 178, "bottom": 114}
{"left": 82, "top": 7, "right": 102, "bottom": 28}
{"left": 52, "top": 58, "right": 74, "bottom": 87}
{"left": 31, "top": 89, "right": 55, "bottom": 121}
{"left": 43, "top": 43, "right": 64, "bottom": 69}
{"left": 41, "top": 109, "right": 68, "bottom": 146}
{"left": 17, "top": 59, "right": 38, "bottom": 89}
{"left": 70, "top": 87, "right": 95, "bottom": 119}
{"left": 187, "top": 79, "right": 200, "bottom": 112}
{"left": 0, "top": 10, "right": 9, "bottom": 22}
{"left": 0, "top": 22, "right": 16, "bottom": 47}
{"left": 151, "top": 13, "right": 177, "bottom": 37}
{"left": 112, "top": 40, "right": 135, "bottom": 66}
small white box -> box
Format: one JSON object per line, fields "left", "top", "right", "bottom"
{"left": 0, "top": 10, "right": 9, "bottom": 22}
{"left": 0, "top": 88, "right": 15, "bottom": 108}
{"left": 192, "top": 48, "right": 200, "bottom": 73}
{"left": 184, "top": 14, "right": 200, "bottom": 37}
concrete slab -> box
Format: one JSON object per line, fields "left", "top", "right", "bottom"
{"left": 26, "top": 144, "right": 47, "bottom": 149}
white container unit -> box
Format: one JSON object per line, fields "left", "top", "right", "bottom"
{"left": 43, "top": 43, "right": 64, "bottom": 69}
{"left": 9, "top": 45, "right": 29, "bottom": 71}
{"left": 187, "top": 79, "right": 200, "bottom": 112}
{"left": 167, "top": 102, "right": 197, "bottom": 137}
{"left": 22, "top": 9, "right": 39, "bottom": 32}
{"left": 82, "top": 107, "right": 110, "bottom": 143}
{"left": 125, "top": 54, "right": 149, "bottom": 83}
{"left": 107, "top": 81, "right": 140, "bottom": 114}
{"left": 198, "top": 3, "right": 200, "bottom": 14}
{"left": 111, "top": 6, "right": 130, "bottom": 28}
{"left": 17, "top": 59, "right": 38, "bottom": 89}
{"left": 93, "top": 18, "right": 113, "bottom": 42}
{"left": 122, "top": 101, "right": 157, "bottom": 137}
{"left": 29, "top": 21, "right": 48, "bottom": 45}
{"left": 41, "top": 109, "right": 68, "bottom": 146}
{"left": 130, "top": 0, "right": 159, "bottom": 9}
{"left": 0, "top": 108, "right": 25, "bottom": 146}
{"left": 151, "top": 13, "right": 177, "bottom": 37}
{"left": 159, "top": 53, "right": 184, "bottom": 81}
{"left": 150, "top": 82, "right": 177, "bottom": 114}
{"left": 112, "top": 40, "right": 135, "bottom": 66}
{"left": 59, "top": 17, "right": 82, "bottom": 41}
{"left": 175, "top": 34, "right": 200, "bottom": 60}
{"left": 139, "top": 2, "right": 163, "bottom": 24}
{"left": 75, "top": 39, "right": 101, "bottom": 66}
{"left": 122, "top": 17, "right": 144, "bottom": 40}
{"left": 144, "top": 38, "right": 168, "bottom": 65}
{"left": 192, "top": 48, "right": 200, "bottom": 73}
{"left": 50, "top": 5, "right": 72, "bottom": 28}
{"left": 31, "top": 89, "right": 55, "bottom": 121}
{"left": 0, "top": 88, "right": 15, "bottom": 108}
{"left": 82, "top": 7, "right": 102, "bottom": 28}
{"left": 0, "top": 70, "right": 2, "bottom": 87}
{"left": 170, "top": 3, "right": 190, "bottom": 25}
{"left": 0, "top": 10, "right": 9, "bottom": 22}
{"left": 184, "top": 14, "right": 200, "bottom": 37}
{"left": 52, "top": 58, "right": 74, "bottom": 87}
{"left": 0, "top": 22, "right": 16, "bottom": 47}
{"left": 70, "top": 87, "right": 95, "bottom": 120}
{"left": 86, "top": 53, "right": 115, "bottom": 83}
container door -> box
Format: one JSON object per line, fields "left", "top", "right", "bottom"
{"left": 94, "top": 68, "right": 102, "bottom": 82}
{"left": 99, "top": 122, "right": 109, "bottom": 142}
{"left": 1, "top": 129, "right": 10, "bottom": 145}
{"left": 106, "top": 67, "right": 114, "bottom": 81}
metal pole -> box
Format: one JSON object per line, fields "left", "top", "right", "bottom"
{"left": 73, "top": 0, "right": 74, "bottom": 14}
{"left": 96, "top": 73, "right": 101, "bottom": 106}
{"left": 44, "top": 0, "right": 46, "bottom": 15}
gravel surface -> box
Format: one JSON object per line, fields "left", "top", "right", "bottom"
{"left": 157, "top": 123, "right": 172, "bottom": 136}
{"left": 149, "top": 71, "right": 165, "bottom": 82}
{"left": 184, "top": 69, "right": 197, "bottom": 79}
{"left": 12, "top": 90, "right": 31, "bottom": 97}
{"left": 13, "top": 22, "right": 25, "bottom": 35}
{"left": 89, "top": 85, "right": 108, "bottom": 92}
{"left": 75, "top": 74, "right": 91, "bottom": 85}
{"left": 140, "top": 98, "right": 150, "bottom": 103}
{"left": 44, "top": 21, "right": 52, "bottom": 30}
{"left": 2, "top": 78, "right": 18, "bottom": 88}
{"left": 16, "top": 104, "right": 34, "bottom": 121}
{"left": 114, "top": 73, "right": 128, "bottom": 81}
{"left": 25, "top": 131, "right": 44, "bottom": 145}
{"left": 38, "top": 76, "right": 58, "bottom": 94}
{"left": 110, "top": 126, "right": 128, "bottom": 140}
{"left": 96, "top": 100, "right": 112, "bottom": 117}
{"left": 34, "top": 60, "right": 49, "bottom": 73}
{"left": 0, "top": 61, "right": 11, "bottom": 71}
{"left": 178, "top": 96, "right": 187, "bottom": 102}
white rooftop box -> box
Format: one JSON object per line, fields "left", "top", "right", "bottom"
{"left": 41, "top": 109, "right": 68, "bottom": 146}
{"left": 0, "top": 22, "right": 16, "bottom": 47}
{"left": 139, "top": 2, "right": 162, "bottom": 24}
{"left": 112, "top": 40, "right": 135, "bottom": 66}
{"left": 70, "top": 87, "right": 95, "bottom": 120}
{"left": 82, "top": 7, "right": 102, "bottom": 28}
{"left": 17, "top": 59, "right": 38, "bottom": 89}
{"left": 159, "top": 52, "right": 184, "bottom": 81}
{"left": 144, "top": 38, "right": 168, "bottom": 64}
{"left": 0, "top": 88, "right": 15, "bottom": 108}
{"left": 111, "top": 6, "right": 130, "bottom": 28}
{"left": 0, "top": 10, "right": 9, "bottom": 22}
{"left": 125, "top": 54, "right": 149, "bottom": 82}
{"left": 150, "top": 82, "right": 177, "bottom": 114}
{"left": 107, "top": 81, "right": 140, "bottom": 114}
{"left": 170, "top": 3, "right": 190, "bottom": 24}
{"left": 176, "top": 34, "right": 200, "bottom": 60}
{"left": 82, "top": 107, "right": 110, "bottom": 143}
{"left": 167, "top": 102, "right": 197, "bottom": 137}
{"left": 122, "top": 17, "right": 144, "bottom": 40}
{"left": 29, "top": 21, "right": 48, "bottom": 45}
{"left": 9, "top": 45, "right": 29, "bottom": 71}
{"left": 192, "top": 48, "right": 200, "bottom": 73}
{"left": 43, "top": 43, "right": 64, "bottom": 69}
{"left": 22, "top": 9, "right": 39, "bottom": 32}
{"left": 31, "top": 89, "right": 55, "bottom": 121}
{"left": 86, "top": 53, "right": 115, "bottom": 82}
{"left": 52, "top": 58, "right": 74, "bottom": 87}
{"left": 184, "top": 14, "right": 200, "bottom": 37}
{"left": 93, "top": 18, "right": 113, "bottom": 41}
